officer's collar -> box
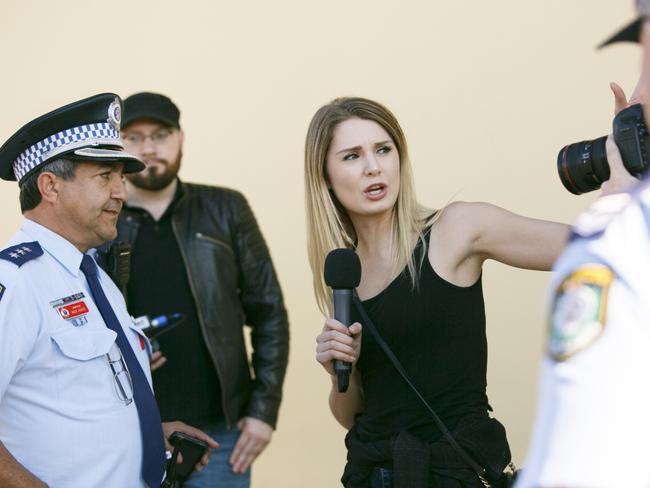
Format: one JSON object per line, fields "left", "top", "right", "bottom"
{"left": 21, "top": 219, "right": 87, "bottom": 276}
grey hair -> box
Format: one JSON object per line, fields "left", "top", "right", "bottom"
{"left": 19, "top": 158, "right": 78, "bottom": 212}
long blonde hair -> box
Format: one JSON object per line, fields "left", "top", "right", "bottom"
{"left": 304, "top": 97, "right": 435, "bottom": 315}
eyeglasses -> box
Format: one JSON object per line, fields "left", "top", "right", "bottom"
{"left": 106, "top": 347, "right": 134, "bottom": 405}
{"left": 122, "top": 129, "right": 175, "bottom": 147}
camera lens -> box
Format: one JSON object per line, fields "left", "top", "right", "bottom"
{"left": 557, "top": 136, "right": 610, "bottom": 194}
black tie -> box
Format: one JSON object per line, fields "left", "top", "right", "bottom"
{"left": 80, "top": 254, "right": 165, "bottom": 487}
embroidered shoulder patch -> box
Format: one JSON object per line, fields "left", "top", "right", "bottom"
{"left": 548, "top": 264, "right": 614, "bottom": 361}
{"left": 0, "top": 242, "right": 43, "bottom": 267}
{"left": 0, "top": 283, "right": 5, "bottom": 303}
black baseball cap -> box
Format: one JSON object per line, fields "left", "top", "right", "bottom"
{"left": 599, "top": 0, "right": 649, "bottom": 48}
{"left": 122, "top": 92, "right": 180, "bottom": 129}
{"left": 0, "top": 93, "right": 144, "bottom": 184}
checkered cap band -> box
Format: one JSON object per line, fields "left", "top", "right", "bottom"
{"left": 12, "top": 122, "right": 121, "bottom": 181}
{"left": 638, "top": 0, "right": 650, "bottom": 16}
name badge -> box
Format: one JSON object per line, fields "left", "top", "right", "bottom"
{"left": 50, "top": 292, "right": 90, "bottom": 327}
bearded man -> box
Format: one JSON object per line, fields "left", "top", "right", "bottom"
{"left": 118, "top": 92, "right": 289, "bottom": 488}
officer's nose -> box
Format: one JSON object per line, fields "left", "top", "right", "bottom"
{"left": 110, "top": 171, "right": 127, "bottom": 202}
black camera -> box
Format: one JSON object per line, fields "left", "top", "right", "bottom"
{"left": 557, "top": 103, "right": 650, "bottom": 194}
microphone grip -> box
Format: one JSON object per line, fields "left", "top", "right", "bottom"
{"left": 332, "top": 289, "right": 353, "bottom": 393}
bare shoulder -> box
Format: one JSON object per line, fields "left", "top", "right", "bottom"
{"left": 428, "top": 201, "right": 489, "bottom": 284}
{"left": 433, "top": 201, "right": 496, "bottom": 239}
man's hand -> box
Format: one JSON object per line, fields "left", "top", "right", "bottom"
{"left": 150, "top": 351, "right": 167, "bottom": 372}
{"left": 600, "top": 83, "right": 641, "bottom": 195}
{"left": 229, "top": 417, "right": 273, "bottom": 474}
{"left": 601, "top": 19, "right": 650, "bottom": 195}
{"left": 162, "top": 421, "right": 219, "bottom": 472}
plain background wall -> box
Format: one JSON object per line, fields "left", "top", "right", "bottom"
{"left": 0, "top": 1, "right": 641, "bottom": 486}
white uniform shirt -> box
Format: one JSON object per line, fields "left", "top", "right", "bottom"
{"left": 516, "top": 186, "right": 650, "bottom": 488}
{"left": 0, "top": 219, "right": 152, "bottom": 488}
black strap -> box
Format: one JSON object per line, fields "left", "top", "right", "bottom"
{"left": 352, "top": 292, "right": 487, "bottom": 480}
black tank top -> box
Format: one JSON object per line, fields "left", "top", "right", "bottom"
{"left": 352, "top": 231, "right": 490, "bottom": 442}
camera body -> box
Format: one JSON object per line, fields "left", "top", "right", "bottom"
{"left": 557, "top": 103, "right": 650, "bottom": 194}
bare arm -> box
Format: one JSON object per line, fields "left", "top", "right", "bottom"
{"left": 328, "top": 368, "right": 364, "bottom": 430}
{"left": 469, "top": 202, "right": 570, "bottom": 270}
{"left": 431, "top": 201, "right": 569, "bottom": 288}
{"left": 316, "top": 320, "right": 364, "bottom": 429}
{"left": 0, "top": 442, "right": 47, "bottom": 488}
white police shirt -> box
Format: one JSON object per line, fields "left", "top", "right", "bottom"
{"left": 516, "top": 185, "right": 650, "bottom": 488}
{"left": 0, "top": 219, "right": 152, "bottom": 488}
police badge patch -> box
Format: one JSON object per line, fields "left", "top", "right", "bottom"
{"left": 548, "top": 264, "right": 614, "bottom": 361}
{"left": 107, "top": 97, "right": 121, "bottom": 131}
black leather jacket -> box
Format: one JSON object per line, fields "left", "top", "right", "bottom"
{"left": 116, "top": 181, "right": 289, "bottom": 429}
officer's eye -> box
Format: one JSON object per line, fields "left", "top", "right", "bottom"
{"left": 343, "top": 152, "right": 359, "bottom": 161}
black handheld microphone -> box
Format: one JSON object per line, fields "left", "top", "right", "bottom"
{"left": 324, "top": 249, "right": 361, "bottom": 393}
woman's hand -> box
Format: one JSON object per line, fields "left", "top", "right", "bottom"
{"left": 600, "top": 82, "right": 640, "bottom": 195}
{"left": 315, "top": 319, "right": 362, "bottom": 375}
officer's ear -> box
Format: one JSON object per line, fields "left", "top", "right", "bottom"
{"left": 37, "top": 171, "right": 61, "bottom": 204}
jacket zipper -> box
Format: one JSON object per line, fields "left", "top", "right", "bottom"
{"left": 195, "top": 232, "right": 235, "bottom": 256}
{"left": 171, "top": 220, "right": 232, "bottom": 429}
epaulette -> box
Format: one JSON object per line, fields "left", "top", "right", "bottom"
{"left": 570, "top": 193, "right": 631, "bottom": 241}
{"left": 0, "top": 241, "right": 44, "bottom": 267}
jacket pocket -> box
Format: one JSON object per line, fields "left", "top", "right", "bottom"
{"left": 195, "top": 232, "right": 235, "bottom": 256}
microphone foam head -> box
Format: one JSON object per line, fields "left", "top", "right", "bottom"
{"left": 324, "top": 248, "right": 361, "bottom": 288}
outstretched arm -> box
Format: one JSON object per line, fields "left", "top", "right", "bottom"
{"left": 469, "top": 202, "right": 569, "bottom": 271}
{"left": 432, "top": 201, "right": 569, "bottom": 280}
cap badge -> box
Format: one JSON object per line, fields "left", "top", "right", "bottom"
{"left": 108, "top": 97, "right": 121, "bottom": 130}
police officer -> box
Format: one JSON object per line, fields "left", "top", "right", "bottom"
{"left": 0, "top": 94, "right": 217, "bottom": 488}
{"left": 516, "top": 3, "right": 650, "bottom": 486}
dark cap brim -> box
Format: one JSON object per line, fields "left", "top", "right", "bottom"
{"left": 599, "top": 17, "right": 642, "bottom": 48}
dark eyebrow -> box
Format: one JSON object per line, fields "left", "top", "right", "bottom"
{"left": 335, "top": 140, "right": 393, "bottom": 155}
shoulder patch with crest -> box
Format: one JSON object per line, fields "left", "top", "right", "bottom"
{"left": 548, "top": 264, "right": 614, "bottom": 361}
{"left": 0, "top": 242, "right": 43, "bottom": 267}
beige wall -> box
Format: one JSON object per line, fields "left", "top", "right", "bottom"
{"left": 0, "top": 1, "right": 641, "bottom": 486}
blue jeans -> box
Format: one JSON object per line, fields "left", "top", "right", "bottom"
{"left": 183, "top": 421, "right": 251, "bottom": 488}
{"left": 369, "top": 468, "right": 393, "bottom": 488}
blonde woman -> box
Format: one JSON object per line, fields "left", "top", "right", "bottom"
{"left": 306, "top": 96, "right": 633, "bottom": 488}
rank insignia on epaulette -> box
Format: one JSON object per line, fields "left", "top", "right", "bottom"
{"left": 548, "top": 264, "right": 614, "bottom": 361}
{"left": 0, "top": 283, "right": 5, "bottom": 303}
{"left": 0, "top": 242, "right": 43, "bottom": 267}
